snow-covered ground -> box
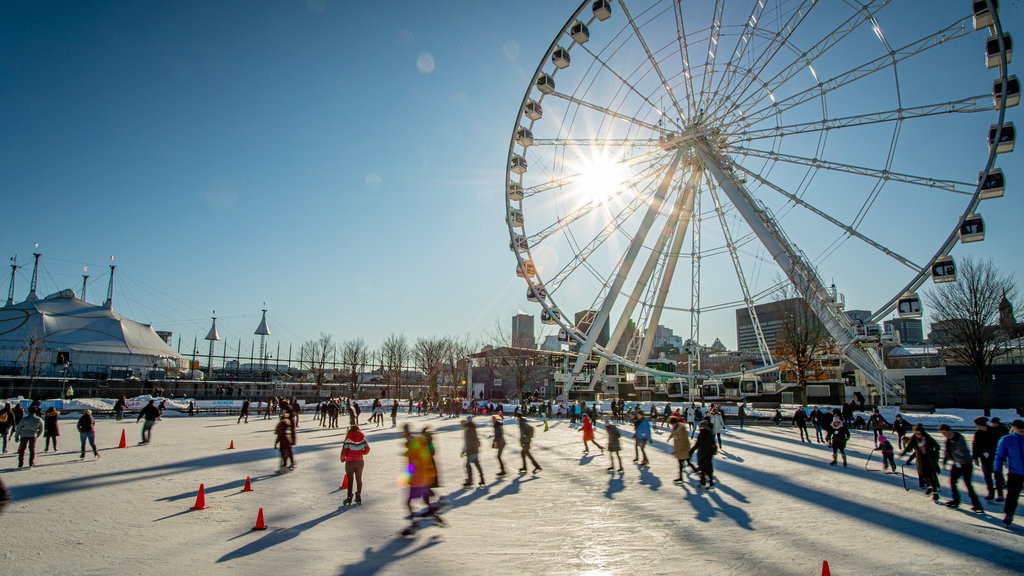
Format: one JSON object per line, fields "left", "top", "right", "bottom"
{"left": 1, "top": 408, "right": 1021, "bottom": 575}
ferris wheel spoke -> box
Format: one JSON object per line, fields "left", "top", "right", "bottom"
{"left": 672, "top": 0, "right": 698, "bottom": 121}
{"left": 719, "top": 0, "right": 886, "bottom": 118}
{"left": 742, "top": 17, "right": 975, "bottom": 125}
{"left": 736, "top": 95, "right": 994, "bottom": 143}
{"left": 544, "top": 90, "right": 664, "bottom": 134}
{"left": 696, "top": 0, "right": 725, "bottom": 111}
{"left": 711, "top": 0, "right": 773, "bottom": 102}
{"left": 735, "top": 164, "right": 922, "bottom": 274}
{"left": 617, "top": 0, "right": 691, "bottom": 128}
{"left": 731, "top": 145, "right": 973, "bottom": 195}
{"left": 711, "top": 0, "right": 822, "bottom": 118}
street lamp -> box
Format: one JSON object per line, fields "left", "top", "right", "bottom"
{"left": 740, "top": 365, "right": 747, "bottom": 405}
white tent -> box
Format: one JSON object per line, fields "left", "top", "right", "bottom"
{"left": 0, "top": 288, "right": 187, "bottom": 379}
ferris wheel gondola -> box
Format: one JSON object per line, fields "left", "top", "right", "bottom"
{"left": 504, "top": 0, "right": 1016, "bottom": 400}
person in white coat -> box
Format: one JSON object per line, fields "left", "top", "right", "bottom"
{"left": 709, "top": 406, "right": 725, "bottom": 448}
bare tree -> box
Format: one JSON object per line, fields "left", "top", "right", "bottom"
{"left": 440, "top": 335, "right": 475, "bottom": 399}
{"left": 299, "top": 332, "right": 335, "bottom": 400}
{"left": 18, "top": 327, "right": 46, "bottom": 399}
{"left": 339, "top": 338, "right": 371, "bottom": 399}
{"left": 926, "top": 256, "right": 1018, "bottom": 416}
{"left": 771, "top": 297, "right": 832, "bottom": 405}
{"left": 487, "top": 317, "right": 544, "bottom": 402}
{"left": 379, "top": 333, "right": 410, "bottom": 399}
{"left": 413, "top": 336, "right": 452, "bottom": 399}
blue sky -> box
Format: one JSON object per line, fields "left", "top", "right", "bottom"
{"left": 1, "top": 1, "right": 1022, "bottom": 362}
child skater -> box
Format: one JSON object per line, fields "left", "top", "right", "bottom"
{"left": 580, "top": 414, "right": 604, "bottom": 454}
{"left": 877, "top": 434, "right": 897, "bottom": 473}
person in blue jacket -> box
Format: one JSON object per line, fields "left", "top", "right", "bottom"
{"left": 994, "top": 419, "right": 1024, "bottom": 527}
{"left": 634, "top": 411, "right": 652, "bottom": 466}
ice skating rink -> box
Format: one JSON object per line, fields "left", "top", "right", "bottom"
{"left": 1, "top": 412, "right": 1022, "bottom": 575}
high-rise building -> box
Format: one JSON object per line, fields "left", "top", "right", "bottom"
{"left": 883, "top": 317, "right": 924, "bottom": 344}
{"left": 512, "top": 313, "right": 535, "bottom": 349}
{"left": 735, "top": 297, "right": 811, "bottom": 352}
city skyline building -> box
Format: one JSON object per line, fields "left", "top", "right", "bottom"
{"left": 883, "top": 317, "right": 925, "bottom": 344}
{"left": 512, "top": 313, "right": 535, "bottom": 349}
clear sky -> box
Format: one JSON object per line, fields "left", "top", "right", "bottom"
{"left": 1, "top": 1, "right": 1022, "bottom": 363}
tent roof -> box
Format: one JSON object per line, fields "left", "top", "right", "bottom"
{"left": 0, "top": 289, "right": 183, "bottom": 359}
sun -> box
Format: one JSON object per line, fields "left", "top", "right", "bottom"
{"left": 572, "top": 148, "right": 632, "bottom": 207}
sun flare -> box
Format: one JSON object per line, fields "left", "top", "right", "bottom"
{"left": 572, "top": 149, "right": 631, "bottom": 207}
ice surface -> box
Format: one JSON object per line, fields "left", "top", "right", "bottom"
{"left": 1, "top": 408, "right": 1021, "bottom": 575}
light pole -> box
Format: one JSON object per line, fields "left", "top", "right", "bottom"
{"left": 740, "top": 365, "right": 747, "bottom": 406}
{"left": 61, "top": 362, "right": 70, "bottom": 400}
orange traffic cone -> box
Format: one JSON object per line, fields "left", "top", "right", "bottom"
{"left": 242, "top": 476, "right": 254, "bottom": 492}
{"left": 821, "top": 560, "right": 831, "bottom": 576}
{"left": 252, "top": 507, "right": 267, "bottom": 530}
{"left": 341, "top": 475, "right": 349, "bottom": 490}
{"left": 228, "top": 440, "right": 235, "bottom": 450}
{"left": 118, "top": 429, "right": 127, "bottom": 449}
{"left": 189, "top": 484, "right": 209, "bottom": 510}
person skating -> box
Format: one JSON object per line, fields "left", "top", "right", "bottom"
{"left": 688, "top": 419, "right": 718, "bottom": 488}
{"left": 868, "top": 408, "right": 888, "bottom": 444}
{"left": 792, "top": 407, "right": 811, "bottom": 443}
{"left": 709, "top": 406, "right": 725, "bottom": 448}
{"left": 77, "top": 409, "right": 99, "bottom": 459}
{"left": 810, "top": 406, "right": 825, "bottom": 444}
{"left": 937, "top": 424, "right": 984, "bottom": 512}
{"left": 461, "top": 415, "right": 485, "bottom": 486}
{"left": 580, "top": 414, "right": 604, "bottom": 454}
{"left": 43, "top": 406, "right": 60, "bottom": 452}
{"left": 876, "top": 434, "right": 896, "bottom": 473}
{"left": 901, "top": 423, "right": 942, "bottom": 502}
{"left": 492, "top": 414, "right": 507, "bottom": 477}
{"left": 993, "top": 419, "right": 1024, "bottom": 527}
{"left": 972, "top": 416, "right": 1005, "bottom": 502}
{"left": 737, "top": 403, "right": 746, "bottom": 430}
{"left": 402, "top": 424, "right": 444, "bottom": 533}
{"left": 0, "top": 403, "right": 14, "bottom": 454}
{"left": 990, "top": 417, "right": 1011, "bottom": 502}
{"left": 517, "top": 415, "right": 541, "bottom": 474}
{"left": 15, "top": 406, "right": 44, "bottom": 468}
{"left": 603, "top": 416, "right": 624, "bottom": 473}
{"left": 113, "top": 395, "right": 127, "bottom": 421}
{"left": 669, "top": 415, "right": 695, "bottom": 482}
{"left": 273, "top": 412, "right": 296, "bottom": 472}
{"left": 892, "top": 413, "right": 910, "bottom": 450}
{"left": 634, "top": 411, "right": 652, "bottom": 466}
{"left": 136, "top": 400, "right": 160, "bottom": 445}
{"left": 237, "top": 399, "right": 250, "bottom": 424}
{"left": 829, "top": 415, "right": 850, "bottom": 467}
{"left": 340, "top": 425, "right": 370, "bottom": 505}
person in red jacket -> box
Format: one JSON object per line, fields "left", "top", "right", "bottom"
{"left": 580, "top": 414, "right": 604, "bottom": 455}
{"left": 341, "top": 425, "right": 371, "bottom": 505}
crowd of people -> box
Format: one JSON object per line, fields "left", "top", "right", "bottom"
{"left": 1, "top": 395, "right": 1022, "bottom": 534}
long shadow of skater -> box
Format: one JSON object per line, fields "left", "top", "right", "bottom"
{"left": 441, "top": 484, "right": 492, "bottom": 509}
{"left": 637, "top": 465, "right": 661, "bottom": 491}
{"left": 682, "top": 482, "right": 715, "bottom": 523}
{"left": 216, "top": 506, "right": 349, "bottom": 562}
{"left": 486, "top": 475, "right": 534, "bottom": 501}
{"left": 707, "top": 488, "right": 753, "bottom": 530}
{"left": 603, "top": 474, "right": 624, "bottom": 500}
{"left": 339, "top": 533, "right": 443, "bottom": 576}
{"left": 578, "top": 454, "right": 596, "bottom": 465}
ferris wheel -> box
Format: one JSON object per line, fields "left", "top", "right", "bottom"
{"left": 504, "top": 0, "right": 1016, "bottom": 397}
